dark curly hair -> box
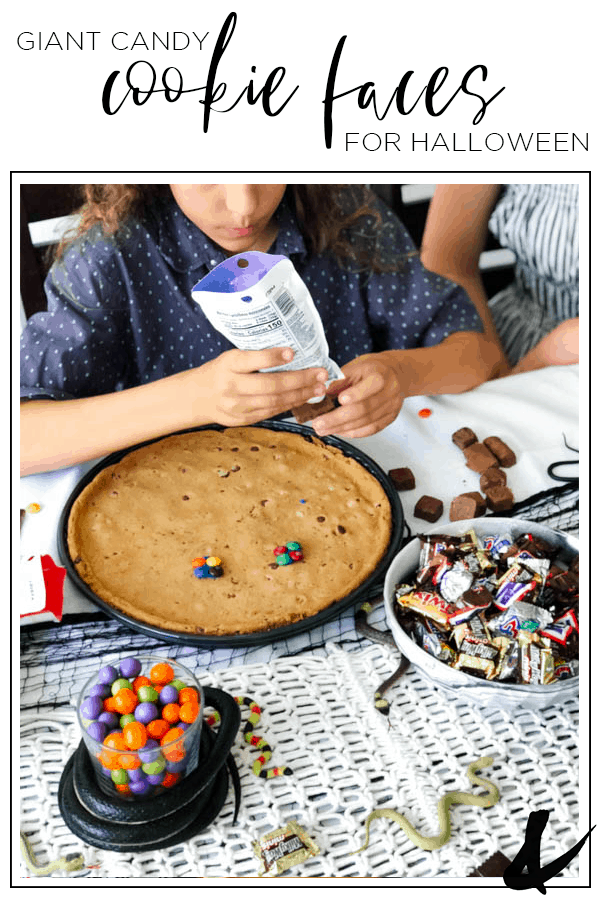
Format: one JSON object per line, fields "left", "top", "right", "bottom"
{"left": 55, "top": 184, "right": 405, "bottom": 272}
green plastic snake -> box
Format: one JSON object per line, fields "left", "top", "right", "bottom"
{"left": 352, "top": 756, "right": 500, "bottom": 853}
{"left": 20, "top": 831, "right": 84, "bottom": 876}
{"left": 206, "top": 695, "right": 292, "bottom": 779}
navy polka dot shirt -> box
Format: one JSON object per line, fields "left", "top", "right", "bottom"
{"left": 20, "top": 196, "right": 483, "bottom": 402}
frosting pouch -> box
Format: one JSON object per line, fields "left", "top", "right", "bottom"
{"left": 192, "top": 251, "right": 344, "bottom": 395}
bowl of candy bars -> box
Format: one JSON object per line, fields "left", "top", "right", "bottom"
{"left": 383, "top": 518, "right": 579, "bottom": 711}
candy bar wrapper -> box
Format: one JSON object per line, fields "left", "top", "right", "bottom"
{"left": 487, "top": 601, "right": 553, "bottom": 639}
{"left": 506, "top": 550, "right": 551, "bottom": 583}
{"left": 482, "top": 533, "right": 513, "bottom": 560}
{"left": 414, "top": 620, "right": 456, "bottom": 664}
{"left": 253, "top": 821, "right": 320, "bottom": 876}
{"left": 437, "top": 560, "right": 474, "bottom": 603}
{"left": 539, "top": 608, "right": 579, "bottom": 646}
{"left": 192, "top": 252, "right": 343, "bottom": 391}
{"left": 396, "top": 590, "right": 456, "bottom": 629}
{"left": 493, "top": 564, "right": 541, "bottom": 610}
{"left": 518, "top": 633, "right": 555, "bottom": 684}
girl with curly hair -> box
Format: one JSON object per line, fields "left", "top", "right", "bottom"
{"left": 21, "top": 184, "right": 497, "bottom": 475}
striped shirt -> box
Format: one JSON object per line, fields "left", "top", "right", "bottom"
{"left": 487, "top": 184, "right": 579, "bottom": 365}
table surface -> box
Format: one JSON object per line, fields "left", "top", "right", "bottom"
{"left": 18, "top": 364, "right": 583, "bottom": 883}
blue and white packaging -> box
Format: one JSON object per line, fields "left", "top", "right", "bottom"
{"left": 192, "top": 251, "right": 344, "bottom": 398}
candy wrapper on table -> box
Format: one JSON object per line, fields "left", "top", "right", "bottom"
{"left": 20, "top": 554, "right": 66, "bottom": 625}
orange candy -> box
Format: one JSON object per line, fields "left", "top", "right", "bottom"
{"left": 150, "top": 662, "right": 174, "bottom": 685}
{"left": 178, "top": 687, "right": 198, "bottom": 706}
{"left": 192, "top": 557, "right": 206, "bottom": 567}
{"left": 103, "top": 732, "right": 127, "bottom": 751}
{"left": 123, "top": 721, "right": 147, "bottom": 750}
{"left": 113, "top": 688, "right": 138, "bottom": 715}
{"left": 119, "top": 752, "right": 142, "bottom": 770}
{"left": 98, "top": 749, "right": 121, "bottom": 770}
{"left": 418, "top": 407, "right": 432, "bottom": 418}
{"left": 179, "top": 701, "right": 199, "bottom": 723}
{"left": 162, "top": 703, "right": 181, "bottom": 724}
{"left": 132, "top": 675, "right": 152, "bottom": 693}
{"left": 146, "top": 719, "right": 170, "bottom": 741}
{"left": 161, "top": 727, "right": 185, "bottom": 762}
{"left": 115, "top": 783, "right": 132, "bottom": 795}
{"left": 161, "top": 772, "right": 180, "bottom": 789}
{"left": 103, "top": 696, "right": 117, "bottom": 713}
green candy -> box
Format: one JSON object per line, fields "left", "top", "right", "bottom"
{"left": 276, "top": 553, "right": 292, "bottom": 566}
{"left": 169, "top": 679, "right": 187, "bottom": 692}
{"left": 111, "top": 768, "right": 129, "bottom": 785}
{"left": 120, "top": 714, "right": 136, "bottom": 727}
{"left": 137, "top": 685, "right": 159, "bottom": 703}
{"left": 111, "top": 678, "right": 133, "bottom": 695}
{"left": 142, "top": 758, "right": 166, "bottom": 775}
{"left": 286, "top": 541, "right": 301, "bottom": 552}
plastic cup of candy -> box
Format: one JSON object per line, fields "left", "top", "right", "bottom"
{"left": 77, "top": 655, "right": 204, "bottom": 800}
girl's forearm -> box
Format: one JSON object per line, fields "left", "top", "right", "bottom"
{"left": 380, "top": 331, "right": 494, "bottom": 398}
{"left": 20, "top": 374, "right": 213, "bottom": 476}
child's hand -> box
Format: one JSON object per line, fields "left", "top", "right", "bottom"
{"left": 189, "top": 347, "right": 329, "bottom": 426}
{"left": 312, "top": 352, "right": 405, "bottom": 438}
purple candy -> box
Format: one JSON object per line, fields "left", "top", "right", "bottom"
{"left": 119, "top": 657, "right": 142, "bottom": 679}
{"left": 80, "top": 695, "right": 103, "bottom": 720}
{"left": 98, "top": 711, "right": 119, "bottom": 729}
{"left": 89, "top": 683, "right": 111, "bottom": 700}
{"left": 146, "top": 773, "right": 164, "bottom": 785}
{"left": 100, "top": 765, "right": 112, "bottom": 778}
{"left": 129, "top": 778, "right": 151, "bottom": 794}
{"left": 86, "top": 721, "right": 107, "bottom": 742}
{"left": 135, "top": 701, "right": 158, "bottom": 724}
{"left": 138, "top": 738, "right": 160, "bottom": 763}
{"left": 98, "top": 664, "right": 118, "bottom": 685}
{"left": 178, "top": 722, "right": 191, "bottom": 732}
{"left": 127, "top": 768, "right": 145, "bottom": 782}
{"left": 159, "top": 685, "right": 179, "bottom": 705}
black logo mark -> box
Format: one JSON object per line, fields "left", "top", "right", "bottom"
{"left": 503, "top": 809, "right": 594, "bottom": 893}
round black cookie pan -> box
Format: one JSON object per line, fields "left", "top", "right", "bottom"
{"left": 58, "top": 420, "right": 404, "bottom": 648}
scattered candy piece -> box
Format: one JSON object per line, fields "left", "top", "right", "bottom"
{"left": 273, "top": 542, "right": 303, "bottom": 566}
{"left": 26, "top": 502, "right": 42, "bottom": 514}
{"left": 193, "top": 554, "right": 224, "bottom": 578}
{"left": 418, "top": 408, "right": 432, "bottom": 418}
{"left": 254, "top": 820, "right": 320, "bottom": 876}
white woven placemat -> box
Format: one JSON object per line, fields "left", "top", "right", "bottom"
{"left": 19, "top": 642, "right": 580, "bottom": 881}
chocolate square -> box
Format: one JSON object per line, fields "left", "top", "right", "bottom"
{"left": 452, "top": 427, "right": 478, "bottom": 450}
{"left": 449, "top": 491, "right": 486, "bottom": 521}
{"left": 464, "top": 442, "right": 499, "bottom": 473}
{"left": 484, "top": 484, "right": 514, "bottom": 512}
{"left": 414, "top": 495, "right": 443, "bottom": 523}
{"left": 292, "top": 395, "right": 336, "bottom": 424}
{"left": 388, "top": 467, "right": 416, "bottom": 491}
{"left": 483, "top": 436, "right": 517, "bottom": 467}
{"left": 480, "top": 466, "right": 507, "bottom": 492}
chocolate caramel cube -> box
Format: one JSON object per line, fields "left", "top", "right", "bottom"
{"left": 483, "top": 436, "right": 517, "bottom": 468}
{"left": 449, "top": 491, "right": 487, "bottom": 522}
{"left": 484, "top": 484, "right": 514, "bottom": 512}
{"left": 452, "top": 427, "right": 478, "bottom": 450}
{"left": 463, "top": 442, "right": 499, "bottom": 473}
{"left": 480, "top": 466, "right": 507, "bottom": 492}
{"left": 414, "top": 495, "right": 443, "bottom": 523}
{"left": 292, "top": 395, "right": 336, "bottom": 424}
{"left": 388, "top": 467, "right": 416, "bottom": 491}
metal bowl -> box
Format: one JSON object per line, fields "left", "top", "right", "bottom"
{"left": 383, "top": 517, "right": 579, "bottom": 712}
